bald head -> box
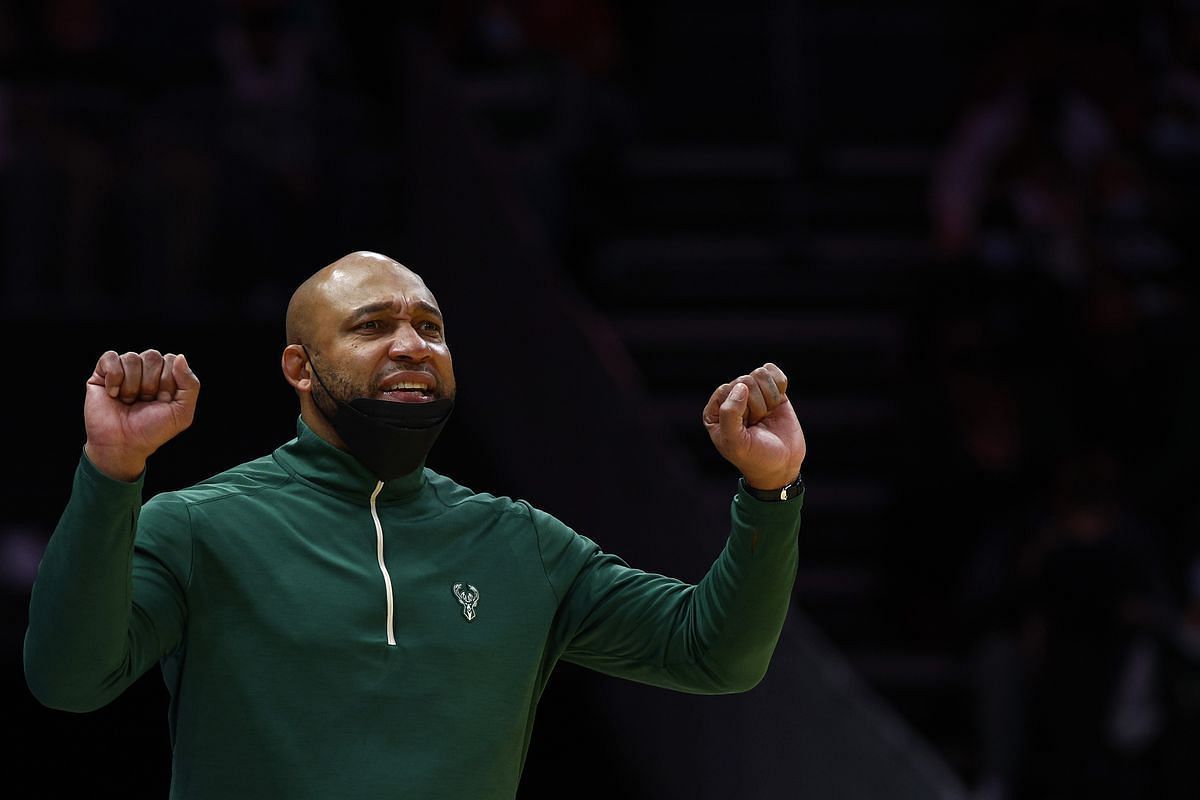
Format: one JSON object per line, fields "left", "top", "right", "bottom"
{"left": 279, "top": 250, "right": 456, "bottom": 448}
{"left": 285, "top": 251, "right": 429, "bottom": 346}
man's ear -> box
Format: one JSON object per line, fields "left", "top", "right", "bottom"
{"left": 281, "top": 344, "right": 311, "bottom": 393}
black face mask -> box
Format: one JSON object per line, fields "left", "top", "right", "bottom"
{"left": 302, "top": 347, "right": 454, "bottom": 481}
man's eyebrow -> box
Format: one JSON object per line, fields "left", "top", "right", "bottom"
{"left": 414, "top": 301, "right": 444, "bottom": 320}
{"left": 348, "top": 300, "right": 444, "bottom": 320}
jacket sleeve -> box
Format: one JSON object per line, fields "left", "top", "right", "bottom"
{"left": 536, "top": 486, "right": 802, "bottom": 694}
{"left": 23, "top": 452, "right": 192, "bottom": 712}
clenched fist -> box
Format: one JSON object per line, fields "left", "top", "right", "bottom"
{"left": 83, "top": 350, "right": 201, "bottom": 481}
{"left": 702, "top": 362, "right": 806, "bottom": 492}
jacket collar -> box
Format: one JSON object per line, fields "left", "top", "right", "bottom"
{"left": 273, "top": 417, "right": 427, "bottom": 503}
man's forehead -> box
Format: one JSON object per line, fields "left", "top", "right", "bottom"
{"left": 324, "top": 262, "right": 439, "bottom": 310}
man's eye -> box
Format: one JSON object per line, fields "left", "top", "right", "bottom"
{"left": 358, "top": 320, "right": 381, "bottom": 331}
{"left": 420, "top": 322, "right": 443, "bottom": 336}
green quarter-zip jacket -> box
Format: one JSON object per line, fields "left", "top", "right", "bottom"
{"left": 25, "top": 418, "right": 803, "bottom": 799}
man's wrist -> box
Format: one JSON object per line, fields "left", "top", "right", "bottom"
{"left": 740, "top": 472, "right": 804, "bottom": 502}
{"left": 83, "top": 443, "right": 147, "bottom": 483}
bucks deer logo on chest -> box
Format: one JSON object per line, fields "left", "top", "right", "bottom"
{"left": 452, "top": 583, "right": 480, "bottom": 622}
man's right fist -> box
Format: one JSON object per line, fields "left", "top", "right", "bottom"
{"left": 83, "top": 350, "right": 201, "bottom": 481}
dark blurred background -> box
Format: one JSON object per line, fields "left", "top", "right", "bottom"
{"left": 4, "top": 1, "right": 1200, "bottom": 798}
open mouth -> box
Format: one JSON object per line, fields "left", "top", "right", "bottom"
{"left": 380, "top": 379, "right": 435, "bottom": 402}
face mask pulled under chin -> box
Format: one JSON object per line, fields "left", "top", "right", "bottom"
{"left": 303, "top": 347, "right": 454, "bottom": 481}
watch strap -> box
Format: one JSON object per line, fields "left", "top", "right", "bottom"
{"left": 740, "top": 473, "right": 804, "bottom": 502}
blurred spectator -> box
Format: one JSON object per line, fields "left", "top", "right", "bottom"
{"left": 1, "top": 0, "right": 133, "bottom": 310}
{"left": 947, "top": 373, "right": 1043, "bottom": 800}
{"left": 1156, "top": 555, "right": 1200, "bottom": 799}
{"left": 0, "top": 0, "right": 395, "bottom": 318}
{"left": 1015, "top": 447, "right": 1171, "bottom": 800}
{"left": 932, "top": 80, "right": 1142, "bottom": 286}
{"left": 433, "top": 0, "right": 636, "bottom": 254}
{"left": 0, "top": 0, "right": 636, "bottom": 314}
{"left": 206, "top": 0, "right": 322, "bottom": 310}
{"left": 1146, "top": 0, "right": 1200, "bottom": 160}
{"left": 439, "top": 0, "right": 622, "bottom": 77}
{"left": 929, "top": 1, "right": 1160, "bottom": 292}
{"left": 941, "top": 405, "right": 1179, "bottom": 800}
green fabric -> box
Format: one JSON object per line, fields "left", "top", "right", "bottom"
{"left": 25, "top": 417, "right": 802, "bottom": 799}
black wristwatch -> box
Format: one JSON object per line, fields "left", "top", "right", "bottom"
{"left": 740, "top": 473, "right": 804, "bottom": 502}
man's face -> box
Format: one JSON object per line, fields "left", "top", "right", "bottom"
{"left": 305, "top": 261, "right": 456, "bottom": 410}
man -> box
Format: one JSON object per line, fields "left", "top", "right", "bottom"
{"left": 24, "top": 251, "right": 806, "bottom": 799}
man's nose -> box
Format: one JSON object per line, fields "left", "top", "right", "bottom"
{"left": 388, "top": 323, "right": 430, "bottom": 360}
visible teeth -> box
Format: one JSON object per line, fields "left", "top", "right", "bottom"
{"left": 384, "top": 382, "right": 428, "bottom": 391}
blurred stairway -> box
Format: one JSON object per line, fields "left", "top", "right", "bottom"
{"left": 571, "top": 138, "right": 980, "bottom": 774}
{"left": 446, "top": 0, "right": 980, "bottom": 789}
{"left": 576, "top": 140, "right": 908, "bottom": 642}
